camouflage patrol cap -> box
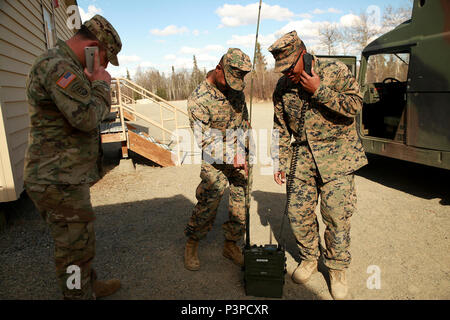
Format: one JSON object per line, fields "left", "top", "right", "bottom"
{"left": 83, "top": 14, "right": 122, "bottom": 66}
{"left": 268, "top": 31, "right": 304, "bottom": 73}
{"left": 222, "top": 48, "right": 252, "bottom": 91}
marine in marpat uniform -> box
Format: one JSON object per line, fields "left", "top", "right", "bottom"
{"left": 24, "top": 15, "right": 122, "bottom": 299}
{"left": 268, "top": 31, "right": 368, "bottom": 300}
{"left": 184, "top": 48, "right": 252, "bottom": 271}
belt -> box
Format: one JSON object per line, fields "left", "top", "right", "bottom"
{"left": 291, "top": 140, "right": 307, "bottom": 146}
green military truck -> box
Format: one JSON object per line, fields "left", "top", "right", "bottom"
{"left": 356, "top": 0, "right": 450, "bottom": 170}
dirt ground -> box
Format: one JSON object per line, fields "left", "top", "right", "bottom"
{"left": 0, "top": 102, "right": 449, "bottom": 300}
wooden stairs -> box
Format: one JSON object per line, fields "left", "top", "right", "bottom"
{"left": 101, "top": 78, "right": 190, "bottom": 167}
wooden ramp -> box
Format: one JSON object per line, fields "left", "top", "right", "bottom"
{"left": 100, "top": 121, "right": 175, "bottom": 167}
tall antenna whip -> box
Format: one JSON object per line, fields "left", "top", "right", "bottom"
{"left": 245, "top": 0, "right": 263, "bottom": 248}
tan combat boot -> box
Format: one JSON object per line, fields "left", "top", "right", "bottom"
{"left": 184, "top": 238, "right": 200, "bottom": 271}
{"left": 291, "top": 260, "right": 318, "bottom": 284}
{"left": 223, "top": 240, "right": 244, "bottom": 266}
{"left": 329, "top": 269, "right": 348, "bottom": 300}
{"left": 93, "top": 279, "right": 121, "bottom": 299}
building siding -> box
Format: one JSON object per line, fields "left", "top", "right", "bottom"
{"left": 0, "top": 0, "right": 78, "bottom": 202}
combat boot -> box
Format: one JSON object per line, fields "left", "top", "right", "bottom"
{"left": 292, "top": 260, "right": 318, "bottom": 284}
{"left": 223, "top": 240, "right": 244, "bottom": 266}
{"left": 184, "top": 238, "right": 200, "bottom": 271}
{"left": 93, "top": 279, "right": 121, "bottom": 299}
{"left": 329, "top": 269, "right": 348, "bottom": 300}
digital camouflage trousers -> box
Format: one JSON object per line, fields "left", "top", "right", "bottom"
{"left": 185, "top": 163, "right": 252, "bottom": 242}
{"left": 25, "top": 183, "right": 96, "bottom": 299}
{"left": 287, "top": 146, "right": 357, "bottom": 270}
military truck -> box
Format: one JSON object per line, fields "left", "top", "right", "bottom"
{"left": 356, "top": 0, "right": 450, "bottom": 170}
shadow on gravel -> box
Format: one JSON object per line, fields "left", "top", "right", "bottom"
{"left": 251, "top": 191, "right": 327, "bottom": 299}
{"left": 355, "top": 155, "right": 450, "bottom": 205}
{"left": 0, "top": 190, "right": 321, "bottom": 300}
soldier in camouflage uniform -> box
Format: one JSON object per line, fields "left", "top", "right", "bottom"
{"left": 184, "top": 48, "right": 252, "bottom": 271}
{"left": 268, "top": 31, "right": 368, "bottom": 299}
{"left": 24, "top": 15, "right": 122, "bottom": 300}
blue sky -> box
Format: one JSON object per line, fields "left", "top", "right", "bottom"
{"left": 76, "top": 0, "right": 413, "bottom": 77}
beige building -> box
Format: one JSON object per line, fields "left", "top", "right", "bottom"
{"left": 0, "top": 0, "right": 79, "bottom": 202}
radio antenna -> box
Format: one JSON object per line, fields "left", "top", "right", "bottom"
{"left": 245, "top": 0, "right": 262, "bottom": 248}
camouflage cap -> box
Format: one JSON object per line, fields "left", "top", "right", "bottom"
{"left": 83, "top": 14, "right": 122, "bottom": 66}
{"left": 268, "top": 31, "right": 303, "bottom": 73}
{"left": 222, "top": 48, "right": 252, "bottom": 91}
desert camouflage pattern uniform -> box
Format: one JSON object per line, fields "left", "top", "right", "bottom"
{"left": 269, "top": 31, "right": 368, "bottom": 271}
{"left": 24, "top": 15, "right": 121, "bottom": 299}
{"left": 185, "top": 48, "right": 252, "bottom": 242}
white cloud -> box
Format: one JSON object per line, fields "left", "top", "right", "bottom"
{"left": 312, "top": 9, "right": 325, "bottom": 14}
{"left": 216, "top": 2, "right": 295, "bottom": 27}
{"left": 227, "top": 34, "right": 277, "bottom": 50}
{"left": 79, "top": 5, "right": 102, "bottom": 22}
{"left": 118, "top": 54, "right": 141, "bottom": 65}
{"left": 311, "top": 8, "right": 342, "bottom": 15}
{"left": 150, "top": 25, "right": 189, "bottom": 36}
{"left": 328, "top": 8, "right": 342, "bottom": 14}
{"left": 340, "top": 14, "right": 361, "bottom": 27}
{"left": 297, "top": 13, "right": 313, "bottom": 19}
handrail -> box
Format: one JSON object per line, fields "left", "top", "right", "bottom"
{"left": 110, "top": 77, "right": 189, "bottom": 165}
{"left": 112, "top": 77, "right": 188, "bottom": 116}
{"left": 121, "top": 103, "right": 175, "bottom": 136}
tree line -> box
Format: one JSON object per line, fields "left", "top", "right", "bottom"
{"left": 129, "top": 4, "right": 412, "bottom": 102}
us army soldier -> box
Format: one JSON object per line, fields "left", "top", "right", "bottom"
{"left": 24, "top": 15, "right": 122, "bottom": 300}
{"left": 184, "top": 48, "right": 252, "bottom": 271}
{"left": 268, "top": 31, "right": 368, "bottom": 300}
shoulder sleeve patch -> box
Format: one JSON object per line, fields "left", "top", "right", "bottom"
{"left": 56, "top": 71, "right": 77, "bottom": 89}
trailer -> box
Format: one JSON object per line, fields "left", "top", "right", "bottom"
{"left": 0, "top": 0, "right": 79, "bottom": 203}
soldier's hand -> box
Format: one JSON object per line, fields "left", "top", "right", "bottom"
{"left": 274, "top": 171, "right": 286, "bottom": 185}
{"left": 234, "top": 153, "right": 248, "bottom": 177}
{"left": 84, "top": 49, "right": 111, "bottom": 85}
{"left": 300, "top": 60, "right": 320, "bottom": 94}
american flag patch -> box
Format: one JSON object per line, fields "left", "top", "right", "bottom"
{"left": 56, "top": 71, "right": 76, "bottom": 89}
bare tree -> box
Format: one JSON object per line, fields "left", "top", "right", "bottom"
{"left": 382, "top": 3, "right": 413, "bottom": 31}
{"left": 318, "top": 23, "right": 342, "bottom": 55}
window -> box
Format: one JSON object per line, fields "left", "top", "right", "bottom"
{"left": 42, "top": 3, "right": 56, "bottom": 48}
{"left": 365, "top": 53, "right": 410, "bottom": 84}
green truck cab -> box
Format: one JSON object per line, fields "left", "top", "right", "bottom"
{"left": 357, "top": 0, "right": 450, "bottom": 170}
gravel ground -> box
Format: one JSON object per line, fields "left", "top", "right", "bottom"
{"left": 0, "top": 102, "right": 449, "bottom": 300}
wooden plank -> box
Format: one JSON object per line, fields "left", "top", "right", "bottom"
{"left": 0, "top": 11, "right": 47, "bottom": 50}
{"left": 121, "top": 141, "right": 128, "bottom": 158}
{"left": 0, "top": 25, "right": 45, "bottom": 56}
{"left": 54, "top": 8, "right": 74, "bottom": 40}
{"left": 11, "top": 141, "right": 27, "bottom": 165}
{"left": 101, "top": 132, "right": 125, "bottom": 143}
{"left": 0, "top": 86, "right": 27, "bottom": 102}
{"left": 0, "top": 39, "right": 37, "bottom": 65}
{"left": 0, "top": 54, "right": 32, "bottom": 75}
{"left": 2, "top": 1, "right": 46, "bottom": 41}
{"left": 2, "top": 101, "right": 28, "bottom": 121}
{"left": 0, "top": 70, "right": 27, "bottom": 88}
{"left": 9, "top": 128, "right": 29, "bottom": 151}
{"left": 3, "top": 113, "right": 29, "bottom": 135}
{"left": 17, "top": 0, "right": 44, "bottom": 26}
{"left": 128, "top": 130, "right": 175, "bottom": 167}
{"left": 123, "top": 109, "right": 136, "bottom": 121}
